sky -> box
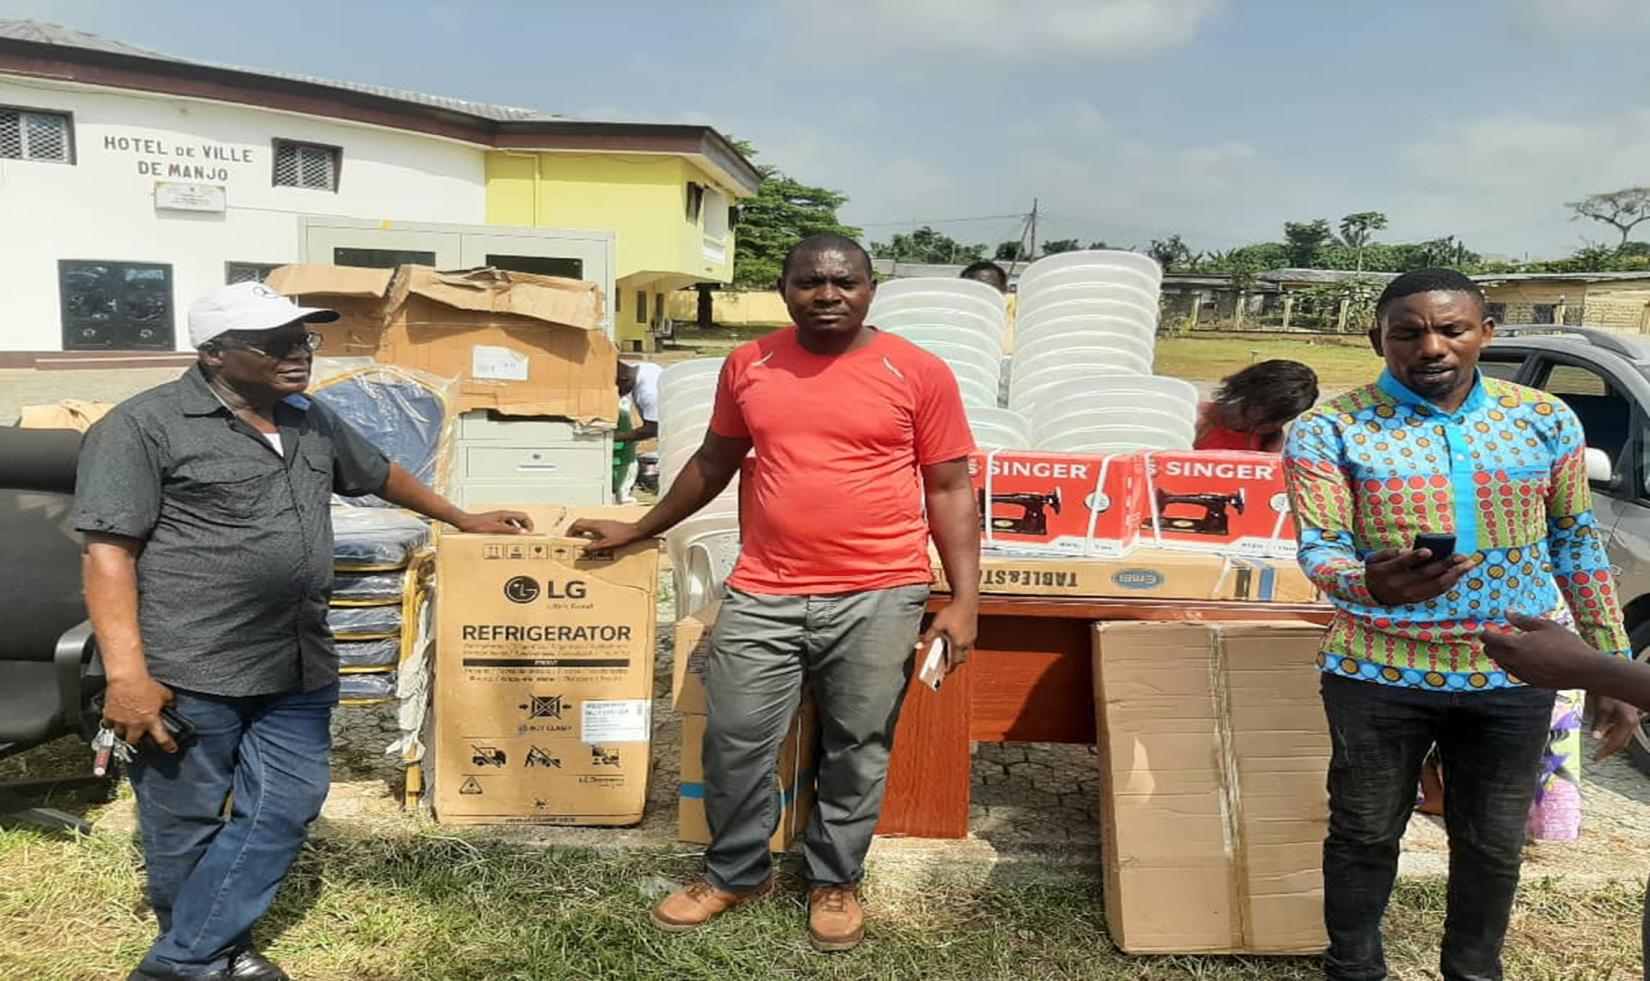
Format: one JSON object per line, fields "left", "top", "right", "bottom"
{"left": 7, "top": 0, "right": 1650, "bottom": 261}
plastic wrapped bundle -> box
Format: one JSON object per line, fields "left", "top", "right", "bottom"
{"left": 338, "top": 637, "right": 400, "bottom": 670}
{"left": 331, "top": 570, "right": 405, "bottom": 604}
{"left": 311, "top": 366, "right": 456, "bottom": 507}
{"left": 328, "top": 605, "right": 402, "bottom": 639}
{"left": 340, "top": 671, "right": 397, "bottom": 701}
{"left": 332, "top": 509, "right": 431, "bottom": 570}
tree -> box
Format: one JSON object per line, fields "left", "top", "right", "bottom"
{"left": 1283, "top": 219, "right": 1334, "bottom": 268}
{"left": 870, "top": 226, "right": 987, "bottom": 265}
{"left": 1567, "top": 187, "right": 1650, "bottom": 247}
{"left": 1337, "top": 211, "right": 1389, "bottom": 272}
{"left": 1039, "top": 238, "right": 1082, "bottom": 255}
{"left": 1087, "top": 240, "right": 1111, "bottom": 250}
{"left": 729, "top": 140, "right": 861, "bottom": 288}
{"left": 1146, "top": 234, "right": 1192, "bottom": 271}
{"left": 994, "top": 240, "right": 1025, "bottom": 262}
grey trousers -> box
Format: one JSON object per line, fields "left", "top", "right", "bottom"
{"left": 702, "top": 583, "right": 930, "bottom": 892}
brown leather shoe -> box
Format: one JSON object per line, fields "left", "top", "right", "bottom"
{"left": 650, "top": 876, "right": 773, "bottom": 932}
{"left": 808, "top": 885, "right": 865, "bottom": 952}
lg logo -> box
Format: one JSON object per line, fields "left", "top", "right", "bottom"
{"left": 503, "top": 577, "right": 588, "bottom": 603}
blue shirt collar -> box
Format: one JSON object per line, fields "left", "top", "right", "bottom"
{"left": 1376, "top": 368, "right": 1486, "bottom": 418}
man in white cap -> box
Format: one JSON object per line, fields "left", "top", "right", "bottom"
{"left": 75, "top": 282, "right": 532, "bottom": 981}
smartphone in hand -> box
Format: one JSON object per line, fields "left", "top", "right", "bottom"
{"left": 919, "top": 637, "right": 948, "bottom": 692}
{"left": 1412, "top": 532, "right": 1457, "bottom": 562}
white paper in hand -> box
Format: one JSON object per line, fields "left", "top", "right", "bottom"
{"left": 918, "top": 636, "right": 947, "bottom": 692}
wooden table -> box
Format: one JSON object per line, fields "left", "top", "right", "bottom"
{"left": 873, "top": 594, "right": 1333, "bottom": 839}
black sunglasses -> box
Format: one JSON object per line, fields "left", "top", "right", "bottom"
{"left": 219, "top": 331, "right": 325, "bottom": 358}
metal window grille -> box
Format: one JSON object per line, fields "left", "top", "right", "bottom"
{"left": 274, "top": 140, "right": 338, "bottom": 190}
{"left": 226, "top": 263, "right": 282, "bottom": 285}
{"left": 0, "top": 110, "right": 71, "bottom": 162}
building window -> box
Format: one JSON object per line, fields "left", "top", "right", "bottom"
{"left": 485, "top": 254, "right": 584, "bottom": 279}
{"left": 273, "top": 139, "right": 341, "bottom": 191}
{"left": 1485, "top": 302, "right": 1507, "bottom": 322}
{"left": 703, "top": 188, "right": 729, "bottom": 240}
{"left": 1532, "top": 303, "right": 1557, "bottom": 325}
{"left": 0, "top": 107, "right": 73, "bottom": 163}
{"left": 636, "top": 290, "right": 648, "bottom": 325}
{"left": 226, "top": 262, "right": 284, "bottom": 285}
{"left": 685, "top": 182, "right": 705, "bottom": 223}
{"left": 59, "top": 260, "right": 174, "bottom": 351}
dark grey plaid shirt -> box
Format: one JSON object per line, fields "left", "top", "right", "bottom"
{"left": 74, "top": 366, "right": 391, "bottom": 697}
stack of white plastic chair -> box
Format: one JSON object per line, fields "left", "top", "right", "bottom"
{"left": 1007, "top": 251, "right": 1198, "bottom": 453}
{"left": 868, "top": 277, "right": 1007, "bottom": 409}
{"left": 966, "top": 406, "right": 1033, "bottom": 452}
{"left": 657, "top": 358, "right": 742, "bottom": 618}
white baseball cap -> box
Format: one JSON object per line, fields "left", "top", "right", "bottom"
{"left": 188, "top": 281, "right": 339, "bottom": 348}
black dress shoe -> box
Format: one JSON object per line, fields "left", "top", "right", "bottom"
{"left": 229, "top": 951, "right": 291, "bottom": 981}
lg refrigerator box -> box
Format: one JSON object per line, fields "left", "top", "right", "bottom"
{"left": 432, "top": 506, "right": 658, "bottom": 825}
{"left": 1092, "top": 620, "right": 1329, "bottom": 955}
{"left": 679, "top": 697, "right": 818, "bottom": 852}
{"left": 266, "top": 263, "right": 394, "bottom": 358}
{"left": 672, "top": 601, "right": 720, "bottom": 715}
{"left": 933, "top": 547, "right": 1318, "bottom": 604}
{"left": 1140, "top": 451, "right": 1296, "bottom": 559}
{"left": 971, "top": 450, "right": 1146, "bottom": 557}
{"left": 384, "top": 266, "right": 614, "bottom": 423}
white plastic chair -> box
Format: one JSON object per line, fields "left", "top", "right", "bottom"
{"left": 972, "top": 425, "right": 1033, "bottom": 452}
{"left": 659, "top": 358, "right": 726, "bottom": 402}
{"left": 870, "top": 290, "right": 1005, "bottom": 324}
{"left": 1012, "top": 329, "right": 1155, "bottom": 369}
{"left": 1018, "top": 250, "right": 1163, "bottom": 292}
{"left": 1040, "top": 428, "right": 1190, "bottom": 453}
{"left": 1011, "top": 376, "right": 1196, "bottom": 416}
{"left": 898, "top": 338, "right": 1004, "bottom": 378}
{"left": 871, "top": 307, "right": 1005, "bottom": 341}
{"left": 884, "top": 323, "right": 1006, "bottom": 353}
{"left": 1012, "top": 346, "right": 1154, "bottom": 383}
{"left": 874, "top": 276, "right": 1009, "bottom": 309}
{"left": 956, "top": 377, "right": 1002, "bottom": 409}
{"left": 1017, "top": 282, "right": 1159, "bottom": 322}
{"left": 1018, "top": 299, "right": 1157, "bottom": 336}
{"left": 666, "top": 521, "right": 742, "bottom": 620}
{"left": 1034, "top": 404, "right": 1195, "bottom": 444}
{"left": 1015, "top": 312, "right": 1156, "bottom": 345}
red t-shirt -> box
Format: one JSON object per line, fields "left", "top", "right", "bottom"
{"left": 710, "top": 327, "right": 976, "bottom": 595}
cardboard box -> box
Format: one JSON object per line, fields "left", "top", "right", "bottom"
{"left": 270, "top": 264, "right": 616, "bottom": 424}
{"left": 266, "top": 263, "right": 394, "bottom": 359}
{"left": 383, "top": 266, "right": 614, "bottom": 422}
{"left": 1140, "top": 451, "right": 1296, "bottom": 559}
{"left": 1092, "top": 620, "right": 1329, "bottom": 955}
{"left": 672, "top": 601, "right": 719, "bottom": 715}
{"left": 971, "top": 450, "right": 1145, "bottom": 557}
{"left": 432, "top": 505, "right": 659, "bottom": 825}
{"left": 679, "top": 696, "right": 818, "bottom": 852}
{"left": 934, "top": 547, "right": 1318, "bottom": 604}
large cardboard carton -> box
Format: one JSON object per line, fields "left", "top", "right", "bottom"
{"left": 383, "top": 266, "right": 614, "bottom": 423}
{"left": 679, "top": 697, "right": 818, "bottom": 852}
{"left": 971, "top": 450, "right": 1145, "bottom": 557}
{"left": 1092, "top": 620, "right": 1329, "bottom": 955}
{"left": 1140, "top": 450, "right": 1296, "bottom": 559}
{"left": 933, "top": 547, "right": 1318, "bottom": 604}
{"left": 266, "top": 264, "right": 394, "bottom": 359}
{"left": 432, "top": 506, "right": 658, "bottom": 825}
{"left": 672, "top": 601, "right": 719, "bottom": 715}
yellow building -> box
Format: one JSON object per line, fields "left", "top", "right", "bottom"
{"left": 486, "top": 128, "right": 761, "bottom": 350}
{"left": 1477, "top": 273, "right": 1650, "bottom": 332}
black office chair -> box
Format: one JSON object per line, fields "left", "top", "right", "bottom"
{"left": 0, "top": 426, "right": 109, "bottom": 834}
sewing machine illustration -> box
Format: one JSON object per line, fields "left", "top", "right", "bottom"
{"left": 979, "top": 487, "right": 1062, "bottom": 536}
{"left": 1149, "top": 488, "right": 1245, "bottom": 536}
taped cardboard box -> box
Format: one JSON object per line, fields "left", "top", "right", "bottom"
{"left": 1091, "top": 620, "right": 1329, "bottom": 955}
{"left": 934, "top": 547, "right": 1318, "bottom": 603}
{"left": 672, "top": 601, "right": 719, "bottom": 715}
{"left": 679, "top": 697, "right": 818, "bottom": 852}
{"left": 384, "top": 266, "right": 614, "bottom": 423}
{"left": 971, "top": 450, "right": 1145, "bottom": 557}
{"left": 432, "top": 505, "right": 658, "bottom": 825}
{"left": 265, "top": 264, "right": 394, "bottom": 359}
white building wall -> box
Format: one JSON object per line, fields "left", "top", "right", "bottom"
{"left": 0, "top": 77, "right": 487, "bottom": 352}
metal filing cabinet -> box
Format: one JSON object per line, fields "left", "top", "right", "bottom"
{"left": 452, "top": 411, "right": 612, "bottom": 509}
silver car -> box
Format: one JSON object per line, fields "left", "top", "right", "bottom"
{"left": 1483, "top": 325, "right": 1650, "bottom": 773}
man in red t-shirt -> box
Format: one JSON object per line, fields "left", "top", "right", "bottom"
{"left": 570, "top": 233, "right": 979, "bottom": 952}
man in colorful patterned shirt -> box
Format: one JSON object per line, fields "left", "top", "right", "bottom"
{"left": 1284, "top": 268, "right": 1637, "bottom": 981}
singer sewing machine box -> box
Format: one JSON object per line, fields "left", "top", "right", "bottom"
{"left": 971, "top": 451, "right": 1146, "bottom": 556}
{"left": 1139, "top": 450, "right": 1297, "bottom": 559}
{"left": 432, "top": 505, "right": 658, "bottom": 826}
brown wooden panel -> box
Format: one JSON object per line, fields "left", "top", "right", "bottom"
{"left": 878, "top": 633, "right": 973, "bottom": 839}
{"left": 967, "top": 616, "right": 1096, "bottom": 743}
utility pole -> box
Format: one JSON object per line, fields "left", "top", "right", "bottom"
{"left": 1028, "top": 197, "right": 1039, "bottom": 263}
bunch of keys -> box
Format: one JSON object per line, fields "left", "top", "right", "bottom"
{"left": 91, "top": 724, "right": 133, "bottom": 777}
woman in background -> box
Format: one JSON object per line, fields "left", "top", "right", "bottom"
{"left": 1195, "top": 359, "right": 1319, "bottom": 453}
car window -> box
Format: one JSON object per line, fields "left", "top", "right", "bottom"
{"left": 1533, "top": 361, "right": 1633, "bottom": 470}
{"left": 1478, "top": 358, "right": 1522, "bottom": 382}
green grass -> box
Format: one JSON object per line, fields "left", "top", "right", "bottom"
{"left": 0, "top": 822, "right": 1640, "bottom": 980}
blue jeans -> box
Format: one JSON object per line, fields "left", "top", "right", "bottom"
{"left": 128, "top": 683, "right": 337, "bottom": 976}
{"left": 1319, "top": 674, "right": 1555, "bottom": 981}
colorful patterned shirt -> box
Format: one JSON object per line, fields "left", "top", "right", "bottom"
{"left": 1283, "top": 370, "right": 1628, "bottom": 691}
